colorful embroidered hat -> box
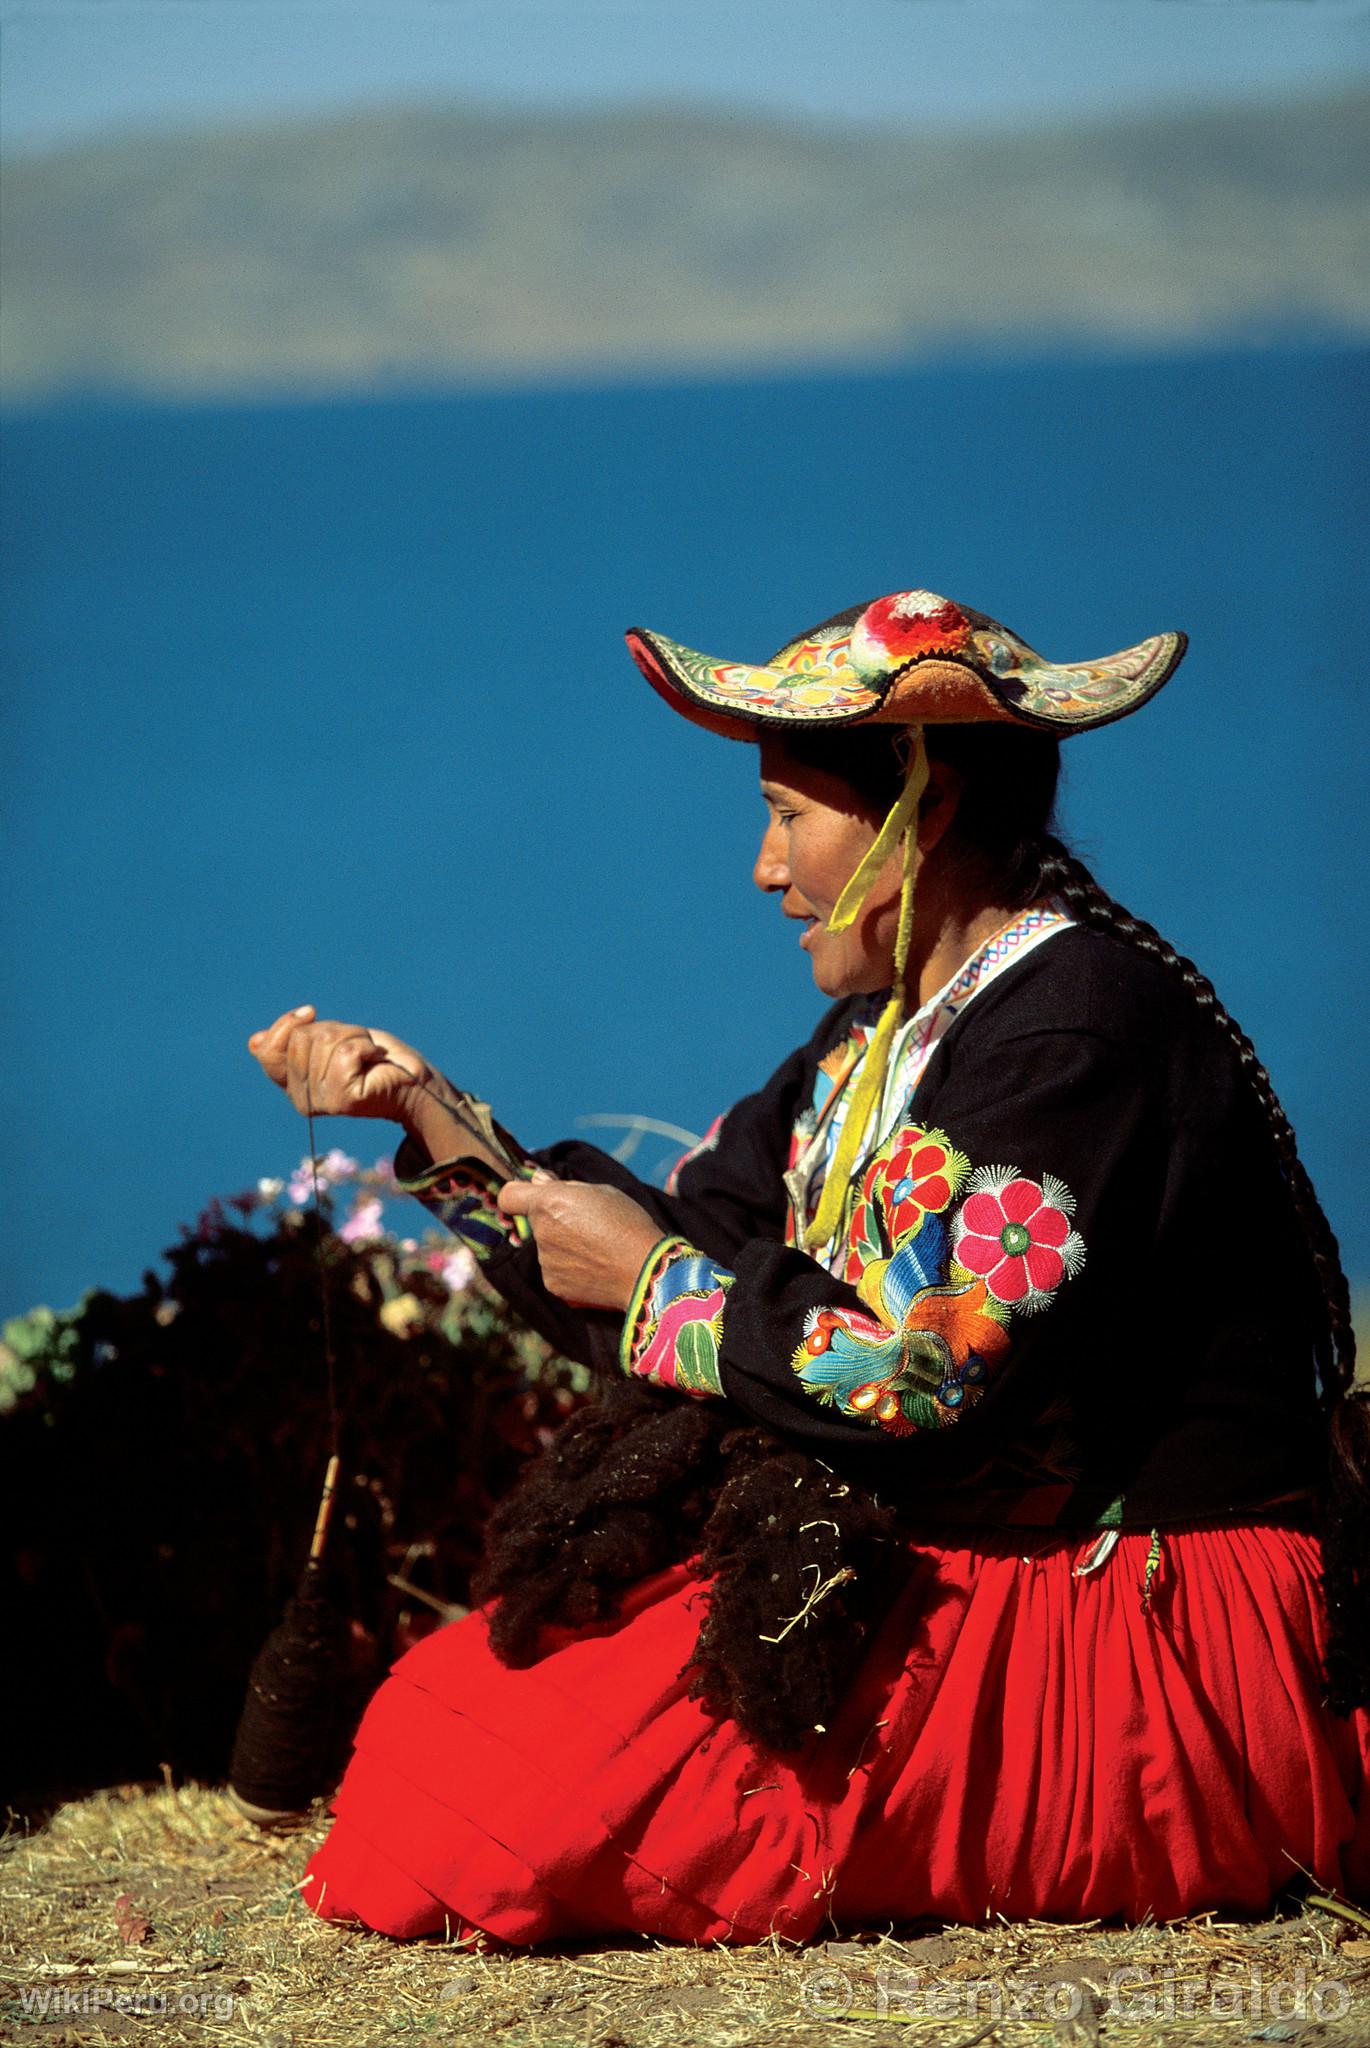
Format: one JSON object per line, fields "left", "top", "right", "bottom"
{"left": 625, "top": 589, "right": 1186, "bottom": 741}
{"left": 626, "top": 587, "right": 1187, "bottom": 1255}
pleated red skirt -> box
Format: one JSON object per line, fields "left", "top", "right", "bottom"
{"left": 299, "top": 1521, "right": 1370, "bottom": 1941}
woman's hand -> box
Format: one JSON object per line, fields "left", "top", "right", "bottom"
{"left": 248, "top": 1005, "right": 512, "bottom": 1175}
{"left": 248, "top": 1005, "right": 435, "bottom": 1127}
{"left": 498, "top": 1177, "right": 664, "bottom": 1312}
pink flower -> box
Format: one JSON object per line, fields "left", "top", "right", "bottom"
{"left": 439, "top": 1248, "right": 477, "bottom": 1294}
{"left": 287, "top": 1148, "right": 360, "bottom": 1205}
{"left": 955, "top": 1175, "right": 1075, "bottom": 1304}
{"left": 339, "top": 1196, "right": 384, "bottom": 1245}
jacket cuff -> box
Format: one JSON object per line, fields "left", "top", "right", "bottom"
{"left": 620, "top": 1236, "right": 734, "bottom": 1398}
{"left": 393, "top": 1134, "right": 531, "bottom": 1259}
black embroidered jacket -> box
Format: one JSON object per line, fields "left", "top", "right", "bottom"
{"left": 398, "top": 926, "right": 1324, "bottom": 1531}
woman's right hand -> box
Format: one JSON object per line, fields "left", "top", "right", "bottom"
{"left": 248, "top": 1005, "right": 436, "bottom": 1128}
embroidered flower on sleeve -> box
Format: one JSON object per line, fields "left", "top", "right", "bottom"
{"left": 792, "top": 1145, "right": 1085, "bottom": 1436}
{"left": 952, "top": 1168, "right": 1085, "bottom": 1310}
{"left": 843, "top": 1124, "right": 968, "bottom": 1287}
{"left": 871, "top": 1126, "right": 969, "bottom": 1243}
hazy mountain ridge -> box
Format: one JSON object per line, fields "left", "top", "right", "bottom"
{"left": 5, "top": 91, "right": 1367, "bottom": 400}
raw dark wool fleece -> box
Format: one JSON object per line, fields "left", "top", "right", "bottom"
{"left": 473, "top": 1375, "right": 903, "bottom": 1755}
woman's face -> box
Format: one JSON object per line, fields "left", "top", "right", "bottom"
{"left": 753, "top": 737, "right": 905, "bottom": 998}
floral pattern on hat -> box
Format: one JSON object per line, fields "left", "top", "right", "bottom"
{"left": 968, "top": 625, "right": 1183, "bottom": 728}
{"left": 652, "top": 629, "right": 881, "bottom": 721}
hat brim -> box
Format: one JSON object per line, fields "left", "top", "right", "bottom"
{"left": 626, "top": 618, "right": 1186, "bottom": 740}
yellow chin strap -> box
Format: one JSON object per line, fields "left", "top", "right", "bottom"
{"left": 803, "top": 729, "right": 929, "bottom": 1253}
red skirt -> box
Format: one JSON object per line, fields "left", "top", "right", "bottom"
{"left": 299, "top": 1521, "right": 1370, "bottom": 1941}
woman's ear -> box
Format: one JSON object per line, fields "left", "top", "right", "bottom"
{"left": 916, "top": 758, "right": 965, "bottom": 860}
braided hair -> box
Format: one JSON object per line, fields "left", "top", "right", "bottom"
{"left": 1026, "top": 833, "right": 1367, "bottom": 1712}
{"left": 477, "top": 719, "right": 1368, "bottom": 1746}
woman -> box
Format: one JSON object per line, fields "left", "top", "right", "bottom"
{"left": 249, "top": 587, "right": 1370, "bottom": 1937}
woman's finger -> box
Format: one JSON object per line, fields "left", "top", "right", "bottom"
{"left": 248, "top": 1004, "right": 316, "bottom": 1082}
{"left": 249, "top": 1004, "right": 314, "bottom": 1047}
{"left": 318, "top": 1036, "right": 367, "bottom": 1104}
{"left": 329, "top": 1035, "right": 410, "bottom": 1109}
{"left": 316, "top": 1029, "right": 376, "bottom": 1102}
{"left": 287, "top": 1025, "right": 366, "bottom": 1112}
{"left": 360, "top": 1027, "right": 424, "bottom": 1081}
{"left": 491, "top": 1179, "right": 662, "bottom": 1310}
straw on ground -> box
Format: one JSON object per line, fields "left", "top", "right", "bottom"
{"left": 1, "top": 1781, "right": 1366, "bottom": 2047}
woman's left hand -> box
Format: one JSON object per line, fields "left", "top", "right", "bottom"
{"left": 497, "top": 1176, "right": 664, "bottom": 1312}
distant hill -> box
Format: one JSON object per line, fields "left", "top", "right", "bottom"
{"left": 4, "top": 91, "right": 1367, "bottom": 402}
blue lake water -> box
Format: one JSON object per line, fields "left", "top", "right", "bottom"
{"left": 3, "top": 343, "right": 1366, "bottom": 1317}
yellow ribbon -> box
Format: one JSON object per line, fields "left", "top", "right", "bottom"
{"left": 803, "top": 730, "right": 928, "bottom": 1253}
{"left": 825, "top": 730, "right": 929, "bottom": 932}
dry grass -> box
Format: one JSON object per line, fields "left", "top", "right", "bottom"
{"left": 2, "top": 1781, "right": 1368, "bottom": 2048}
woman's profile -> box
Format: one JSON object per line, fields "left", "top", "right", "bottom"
{"left": 249, "top": 586, "right": 1369, "bottom": 1938}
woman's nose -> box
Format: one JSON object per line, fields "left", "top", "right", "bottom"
{"left": 753, "top": 819, "right": 789, "bottom": 894}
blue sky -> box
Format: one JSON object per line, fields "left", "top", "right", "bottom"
{"left": 4, "top": 0, "right": 1369, "bottom": 154}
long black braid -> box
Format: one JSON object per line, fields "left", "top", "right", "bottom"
{"left": 930, "top": 720, "right": 1367, "bottom": 1712}
{"left": 1026, "top": 831, "right": 1368, "bottom": 1712}
{"left": 477, "top": 718, "right": 1368, "bottom": 1748}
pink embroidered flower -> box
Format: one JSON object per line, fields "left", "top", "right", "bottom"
{"left": 954, "top": 1174, "right": 1077, "bottom": 1305}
